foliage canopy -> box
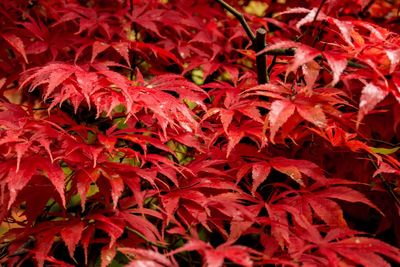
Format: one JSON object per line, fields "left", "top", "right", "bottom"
{"left": 0, "top": 0, "right": 400, "bottom": 266}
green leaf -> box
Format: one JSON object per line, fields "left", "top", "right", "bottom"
{"left": 192, "top": 69, "right": 204, "bottom": 85}
{"left": 370, "top": 146, "right": 400, "bottom": 155}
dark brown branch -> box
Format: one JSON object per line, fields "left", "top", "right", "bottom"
{"left": 215, "top": 0, "right": 255, "bottom": 42}
{"left": 259, "top": 48, "right": 295, "bottom": 57}
{"left": 215, "top": 0, "right": 272, "bottom": 84}
{"left": 255, "top": 28, "right": 268, "bottom": 84}
{"left": 361, "top": 0, "right": 375, "bottom": 16}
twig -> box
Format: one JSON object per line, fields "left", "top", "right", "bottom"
{"left": 367, "top": 154, "right": 400, "bottom": 207}
{"left": 215, "top": 0, "right": 255, "bottom": 42}
{"left": 361, "top": 0, "right": 375, "bottom": 16}
{"left": 311, "top": 0, "right": 326, "bottom": 28}
{"left": 215, "top": 0, "right": 272, "bottom": 84}
{"left": 129, "top": 0, "right": 133, "bottom": 13}
{"left": 258, "top": 48, "right": 295, "bottom": 57}
{"left": 255, "top": 28, "right": 268, "bottom": 84}
{"left": 295, "top": 0, "right": 326, "bottom": 42}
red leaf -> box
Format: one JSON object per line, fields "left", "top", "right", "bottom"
{"left": 251, "top": 162, "right": 271, "bottom": 195}
{"left": 271, "top": 161, "right": 303, "bottom": 186}
{"left": 220, "top": 245, "right": 253, "bottom": 267}
{"left": 34, "top": 228, "right": 59, "bottom": 267}
{"left": 301, "top": 60, "right": 320, "bottom": 92}
{"left": 112, "top": 42, "right": 131, "bottom": 67}
{"left": 373, "top": 162, "right": 400, "bottom": 177}
{"left": 327, "top": 17, "right": 354, "bottom": 48}
{"left": 81, "top": 226, "right": 95, "bottom": 265}
{"left": 91, "top": 41, "right": 110, "bottom": 63}
{"left": 60, "top": 221, "right": 85, "bottom": 259}
{"left": 76, "top": 168, "right": 99, "bottom": 211}
{"left": 108, "top": 174, "right": 124, "bottom": 209}
{"left": 329, "top": 237, "right": 400, "bottom": 266}
{"left": 287, "top": 45, "right": 320, "bottom": 74}
{"left": 100, "top": 245, "right": 116, "bottom": 267}
{"left": 119, "top": 248, "right": 174, "bottom": 267}
{"left": 1, "top": 33, "right": 28, "bottom": 63}
{"left": 357, "top": 83, "right": 388, "bottom": 127}
{"left": 121, "top": 212, "right": 162, "bottom": 244}
{"left": 315, "top": 187, "right": 381, "bottom": 213}
{"left": 15, "top": 142, "right": 30, "bottom": 173}
{"left": 38, "top": 160, "right": 66, "bottom": 208}
{"left": 307, "top": 198, "right": 347, "bottom": 227}
{"left": 323, "top": 52, "right": 347, "bottom": 86}
{"left": 269, "top": 100, "right": 295, "bottom": 143}
{"left": 270, "top": 157, "right": 326, "bottom": 185}
{"left": 162, "top": 192, "right": 180, "bottom": 225}
{"left": 220, "top": 109, "right": 234, "bottom": 134}
{"left": 226, "top": 128, "right": 245, "bottom": 157}
{"left": 385, "top": 49, "right": 400, "bottom": 73}
{"left": 295, "top": 8, "right": 319, "bottom": 29}
{"left": 296, "top": 103, "right": 327, "bottom": 128}
{"left": 91, "top": 214, "right": 124, "bottom": 248}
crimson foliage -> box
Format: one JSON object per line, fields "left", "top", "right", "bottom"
{"left": 1, "top": 0, "right": 400, "bottom": 266}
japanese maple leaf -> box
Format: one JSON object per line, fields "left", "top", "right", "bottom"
{"left": 119, "top": 247, "right": 175, "bottom": 267}
{"left": 319, "top": 236, "right": 400, "bottom": 267}
{"left": 172, "top": 239, "right": 256, "bottom": 267}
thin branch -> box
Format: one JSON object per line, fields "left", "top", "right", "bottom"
{"left": 295, "top": 0, "right": 326, "bottom": 42}
{"left": 255, "top": 28, "right": 268, "bottom": 84}
{"left": 367, "top": 154, "right": 400, "bottom": 207}
{"left": 215, "top": 0, "right": 272, "bottom": 84}
{"left": 361, "top": 0, "right": 375, "bottom": 16}
{"left": 215, "top": 0, "right": 255, "bottom": 42}
{"left": 129, "top": 0, "right": 133, "bottom": 13}
{"left": 311, "top": 0, "right": 326, "bottom": 28}
{"left": 259, "top": 48, "right": 295, "bottom": 57}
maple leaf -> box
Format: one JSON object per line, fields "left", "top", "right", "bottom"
{"left": 323, "top": 52, "right": 348, "bottom": 87}
{"left": 60, "top": 221, "right": 85, "bottom": 259}
{"left": 270, "top": 157, "right": 327, "bottom": 185}
{"left": 172, "top": 239, "right": 255, "bottom": 267}
{"left": 357, "top": 83, "right": 388, "bottom": 127}
{"left": 1, "top": 33, "right": 28, "bottom": 63}
{"left": 269, "top": 99, "right": 296, "bottom": 143}
{"left": 119, "top": 247, "right": 175, "bottom": 267}
{"left": 322, "top": 237, "right": 400, "bottom": 267}
{"left": 251, "top": 162, "right": 271, "bottom": 195}
{"left": 100, "top": 245, "right": 116, "bottom": 267}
